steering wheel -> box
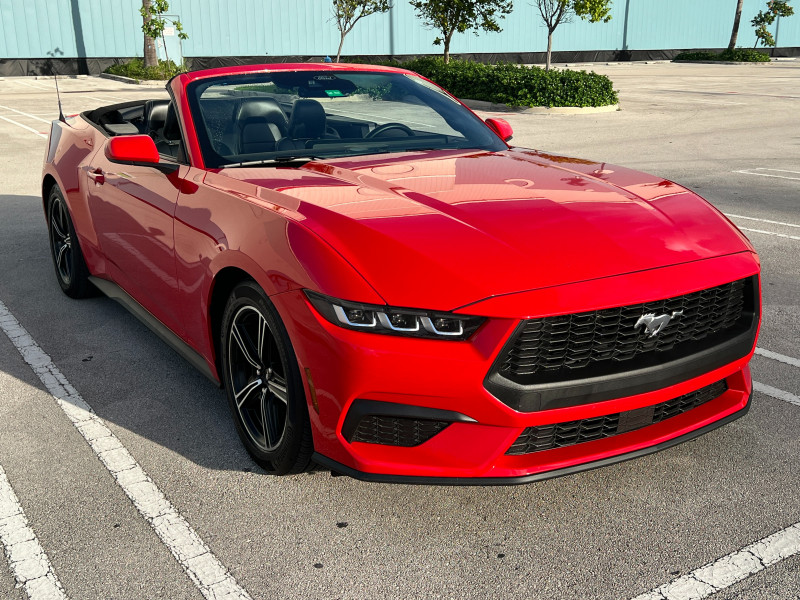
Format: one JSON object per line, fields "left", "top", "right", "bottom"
{"left": 365, "top": 122, "right": 415, "bottom": 138}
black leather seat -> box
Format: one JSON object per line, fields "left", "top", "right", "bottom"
{"left": 157, "top": 103, "right": 183, "bottom": 159}
{"left": 142, "top": 99, "right": 170, "bottom": 138}
{"left": 276, "top": 99, "right": 339, "bottom": 151}
{"left": 235, "top": 98, "right": 288, "bottom": 155}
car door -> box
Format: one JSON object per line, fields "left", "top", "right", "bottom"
{"left": 85, "top": 103, "right": 187, "bottom": 337}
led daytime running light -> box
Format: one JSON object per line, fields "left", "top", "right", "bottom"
{"left": 304, "top": 290, "right": 484, "bottom": 341}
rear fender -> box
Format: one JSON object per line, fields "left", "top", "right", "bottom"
{"left": 42, "top": 118, "right": 107, "bottom": 275}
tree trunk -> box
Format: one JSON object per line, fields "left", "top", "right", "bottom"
{"left": 443, "top": 31, "right": 454, "bottom": 64}
{"left": 728, "top": 0, "right": 744, "bottom": 50}
{"left": 546, "top": 30, "right": 553, "bottom": 71}
{"left": 143, "top": 0, "right": 158, "bottom": 67}
{"left": 336, "top": 32, "right": 346, "bottom": 62}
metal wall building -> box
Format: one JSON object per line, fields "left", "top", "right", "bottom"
{"left": 1, "top": 0, "right": 799, "bottom": 74}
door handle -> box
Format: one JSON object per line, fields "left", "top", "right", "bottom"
{"left": 88, "top": 168, "right": 105, "bottom": 185}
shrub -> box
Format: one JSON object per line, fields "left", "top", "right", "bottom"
{"left": 398, "top": 57, "right": 618, "bottom": 108}
{"left": 105, "top": 58, "right": 186, "bottom": 81}
{"left": 720, "top": 48, "right": 771, "bottom": 62}
{"left": 673, "top": 49, "right": 770, "bottom": 62}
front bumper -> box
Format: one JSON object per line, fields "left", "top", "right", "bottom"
{"left": 271, "top": 253, "right": 760, "bottom": 483}
{"left": 313, "top": 390, "right": 752, "bottom": 486}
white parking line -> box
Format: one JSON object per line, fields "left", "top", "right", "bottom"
{"left": 734, "top": 168, "right": 800, "bottom": 181}
{"left": 738, "top": 227, "right": 800, "bottom": 241}
{"left": 11, "top": 80, "right": 51, "bottom": 91}
{"left": 0, "top": 300, "right": 253, "bottom": 600}
{"left": 0, "top": 104, "right": 52, "bottom": 124}
{"left": 754, "top": 381, "right": 800, "bottom": 407}
{"left": 0, "top": 115, "right": 47, "bottom": 138}
{"left": 756, "top": 347, "right": 800, "bottom": 369}
{"left": 0, "top": 465, "right": 69, "bottom": 600}
{"left": 727, "top": 214, "right": 800, "bottom": 229}
{"left": 631, "top": 522, "right": 800, "bottom": 600}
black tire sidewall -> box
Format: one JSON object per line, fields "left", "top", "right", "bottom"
{"left": 47, "top": 185, "right": 90, "bottom": 298}
{"left": 220, "top": 281, "right": 310, "bottom": 474}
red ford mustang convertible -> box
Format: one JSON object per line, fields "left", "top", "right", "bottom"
{"left": 42, "top": 64, "right": 760, "bottom": 483}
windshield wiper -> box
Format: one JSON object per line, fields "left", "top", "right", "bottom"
{"left": 220, "top": 154, "right": 322, "bottom": 168}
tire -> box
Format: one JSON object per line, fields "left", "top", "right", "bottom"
{"left": 47, "top": 185, "right": 92, "bottom": 299}
{"left": 220, "top": 281, "right": 313, "bottom": 474}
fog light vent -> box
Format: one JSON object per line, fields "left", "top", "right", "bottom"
{"left": 351, "top": 416, "right": 449, "bottom": 447}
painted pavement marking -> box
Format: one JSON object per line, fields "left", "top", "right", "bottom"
{"left": 0, "top": 299, "right": 253, "bottom": 600}
{"left": 753, "top": 381, "right": 800, "bottom": 407}
{"left": 738, "top": 227, "right": 800, "bottom": 241}
{"left": 0, "top": 465, "right": 69, "bottom": 600}
{"left": 0, "top": 115, "right": 47, "bottom": 138}
{"left": 755, "top": 347, "right": 800, "bottom": 369}
{"left": 0, "top": 105, "right": 53, "bottom": 124}
{"left": 734, "top": 168, "right": 800, "bottom": 181}
{"left": 631, "top": 522, "right": 800, "bottom": 600}
{"left": 726, "top": 214, "right": 800, "bottom": 229}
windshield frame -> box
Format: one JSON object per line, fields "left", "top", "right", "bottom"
{"left": 185, "top": 68, "right": 507, "bottom": 169}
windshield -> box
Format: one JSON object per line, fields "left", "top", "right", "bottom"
{"left": 186, "top": 70, "right": 506, "bottom": 168}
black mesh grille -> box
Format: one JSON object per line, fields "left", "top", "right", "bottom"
{"left": 350, "top": 416, "right": 449, "bottom": 447}
{"left": 497, "top": 277, "right": 755, "bottom": 385}
{"left": 506, "top": 380, "right": 728, "bottom": 455}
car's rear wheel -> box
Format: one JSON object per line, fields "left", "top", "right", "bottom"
{"left": 47, "top": 185, "right": 92, "bottom": 299}
{"left": 221, "top": 281, "right": 313, "bottom": 474}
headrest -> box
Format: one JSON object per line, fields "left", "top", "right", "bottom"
{"left": 236, "top": 98, "right": 288, "bottom": 132}
{"left": 144, "top": 99, "right": 169, "bottom": 133}
{"left": 163, "top": 103, "right": 181, "bottom": 142}
{"left": 288, "top": 99, "right": 327, "bottom": 139}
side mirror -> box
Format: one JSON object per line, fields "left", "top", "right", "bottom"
{"left": 485, "top": 118, "right": 513, "bottom": 143}
{"left": 105, "top": 135, "right": 178, "bottom": 173}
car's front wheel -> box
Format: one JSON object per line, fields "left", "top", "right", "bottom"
{"left": 47, "top": 185, "right": 92, "bottom": 299}
{"left": 220, "top": 281, "right": 313, "bottom": 474}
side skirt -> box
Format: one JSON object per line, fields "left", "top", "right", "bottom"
{"left": 89, "top": 276, "right": 220, "bottom": 386}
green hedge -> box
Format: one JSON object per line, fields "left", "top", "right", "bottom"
{"left": 105, "top": 58, "right": 186, "bottom": 81}
{"left": 398, "top": 57, "right": 618, "bottom": 108}
{"left": 673, "top": 49, "right": 770, "bottom": 62}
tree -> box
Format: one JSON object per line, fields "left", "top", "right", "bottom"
{"left": 752, "top": 0, "right": 794, "bottom": 47}
{"left": 533, "top": 0, "right": 611, "bottom": 71}
{"left": 333, "top": 0, "right": 392, "bottom": 63}
{"left": 140, "top": 0, "right": 188, "bottom": 69}
{"left": 728, "top": 0, "right": 745, "bottom": 50}
{"left": 142, "top": 0, "right": 158, "bottom": 68}
{"left": 409, "top": 0, "right": 513, "bottom": 64}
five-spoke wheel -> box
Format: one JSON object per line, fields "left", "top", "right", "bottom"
{"left": 47, "top": 185, "right": 91, "bottom": 298}
{"left": 221, "top": 281, "right": 313, "bottom": 473}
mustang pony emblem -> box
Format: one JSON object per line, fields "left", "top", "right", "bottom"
{"left": 635, "top": 310, "right": 684, "bottom": 337}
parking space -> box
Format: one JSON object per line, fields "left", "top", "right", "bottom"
{"left": 0, "top": 62, "right": 798, "bottom": 599}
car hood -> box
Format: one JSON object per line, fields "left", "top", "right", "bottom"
{"left": 216, "top": 149, "right": 753, "bottom": 311}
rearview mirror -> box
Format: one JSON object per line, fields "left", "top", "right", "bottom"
{"left": 105, "top": 135, "right": 178, "bottom": 173}
{"left": 485, "top": 118, "right": 513, "bottom": 143}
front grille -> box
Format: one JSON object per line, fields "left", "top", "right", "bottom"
{"left": 496, "top": 276, "right": 756, "bottom": 386}
{"left": 350, "top": 416, "right": 449, "bottom": 447}
{"left": 506, "top": 380, "right": 728, "bottom": 455}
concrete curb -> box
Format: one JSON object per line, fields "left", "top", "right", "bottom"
{"left": 460, "top": 98, "right": 620, "bottom": 114}
{"left": 672, "top": 60, "right": 772, "bottom": 66}
{"left": 33, "top": 75, "right": 89, "bottom": 80}
{"left": 98, "top": 73, "right": 168, "bottom": 86}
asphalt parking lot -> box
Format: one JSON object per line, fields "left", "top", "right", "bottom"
{"left": 0, "top": 61, "right": 798, "bottom": 600}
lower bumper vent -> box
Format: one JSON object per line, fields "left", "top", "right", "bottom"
{"left": 506, "top": 380, "right": 728, "bottom": 455}
{"left": 351, "top": 416, "right": 449, "bottom": 447}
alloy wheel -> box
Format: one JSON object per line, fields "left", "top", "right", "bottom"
{"left": 50, "top": 195, "right": 73, "bottom": 285}
{"left": 227, "top": 305, "right": 289, "bottom": 452}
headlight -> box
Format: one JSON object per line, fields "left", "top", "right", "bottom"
{"left": 304, "top": 290, "right": 485, "bottom": 341}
